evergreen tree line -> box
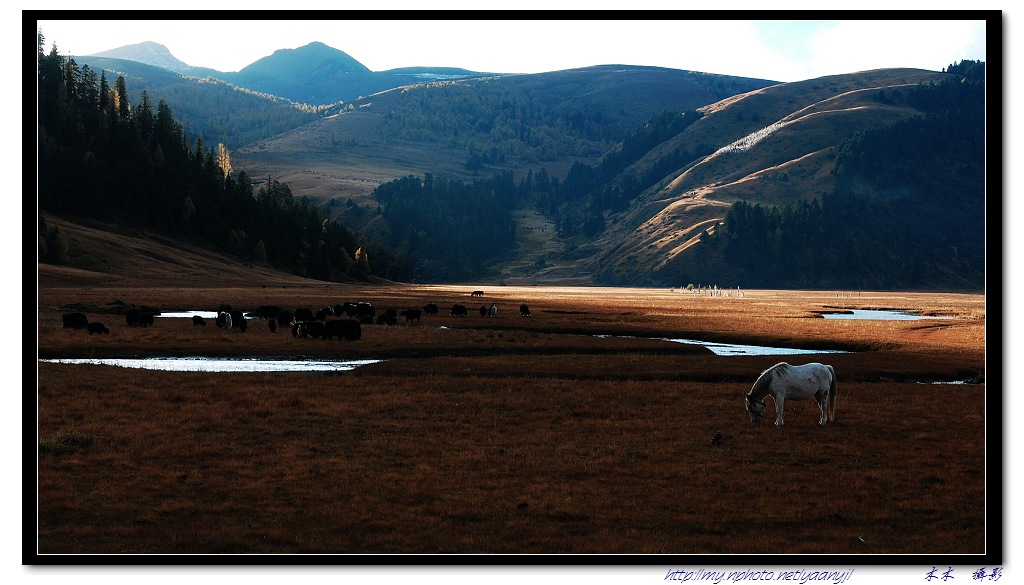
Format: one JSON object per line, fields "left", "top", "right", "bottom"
{"left": 376, "top": 81, "right": 618, "bottom": 163}
{"left": 37, "top": 34, "right": 369, "bottom": 282}
{"left": 834, "top": 61, "right": 985, "bottom": 190}
{"left": 371, "top": 172, "right": 522, "bottom": 282}
{"left": 718, "top": 61, "right": 985, "bottom": 290}
{"left": 72, "top": 55, "right": 323, "bottom": 149}
{"left": 147, "top": 76, "right": 325, "bottom": 148}
{"left": 533, "top": 110, "right": 709, "bottom": 237}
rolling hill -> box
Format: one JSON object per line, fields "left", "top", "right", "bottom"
{"left": 579, "top": 68, "right": 966, "bottom": 286}
{"left": 40, "top": 34, "right": 986, "bottom": 290}
{"left": 231, "top": 66, "right": 985, "bottom": 290}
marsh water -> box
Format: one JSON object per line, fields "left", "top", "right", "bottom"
{"left": 47, "top": 309, "right": 865, "bottom": 372}
{"left": 821, "top": 309, "right": 949, "bottom": 320}
{"left": 39, "top": 357, "right": 383, "bottom": 372}
{"left": 658, "top": 338, "right": 847, "bottom": 357}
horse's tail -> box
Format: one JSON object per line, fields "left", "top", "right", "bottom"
{"left": 827, "top": 365, "right": 838, "bottom": 422}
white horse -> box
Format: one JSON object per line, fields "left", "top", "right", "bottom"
{"left": 745, "top": 362, "right": 837, "bottom": 426}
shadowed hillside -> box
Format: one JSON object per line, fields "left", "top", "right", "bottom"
{"left": 41, "top": 27, "right": 986, "bottom": 290}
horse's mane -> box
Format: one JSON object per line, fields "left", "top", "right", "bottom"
{"left": 749, "top": 362, "right": 789, "bottom": 400}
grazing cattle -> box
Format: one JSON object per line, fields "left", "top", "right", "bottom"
{"left": 302, "top": 321, "right": 326, "bottom": 339}
{"left": 125, "top": 308, "right": 139, "bottom": 327}
{"left": 471, "top": 290, "right": 485, "bottom": 297}
{"left": 400, "top": 309, "right": 422, "bottom": 324}
{"left": 292, "top": 321, "right": 326, "bottom": 339}
{"left": 227, "top": 310, "right": 247, "bottom": 332}
{"left": 250, "top": 305, "right": 281, "bottom": 320}
{"left": 356, "top": 302, "right": 375, "bottom": 321}
{"left": 192, "top": 315, "right": 206, "bottom": 327}
{"left": 324, "top": 319, "right": 361, "bottom": 341}
{"left": 294, "top": 308, "right": 315, "bottom": 322}
{"left": 276, "top": 310, "right": 294, "bottom": 328}
{"left": 217, "top": 311, "right": 233, "bottom": 330}
{"left": 520, "top": 304, "right": 531, "bottom": 317}
{"left": 268, "top": 320, "right": 277, "bottom": 333}
{"left": 489, "top": 303, "right": 498, "bottom": 317}
{"left": 480, "top": 306, "right": 488, "bottom": 317}
{"left": 423, "top": 303, "right": 439, "bottom": 316}
{"left": 316, "top": 306, "right": 335, "bottom": 321}
{"left": 62, "top": 312, "right": 89, "bottom": 330}
{"left": 337, "top": 302, "right": 359, "bottom": 317}
{"left": 137, "top": 312, "right": 154, "bottom": 327}
{"left": 377, "top": 309, "right": 398, "bottom": 326}
{"left": 451, "top": 304, "right": 468, "bottom": 317}
{"left": 87, "top": 322, "right": 109, "bottom": 335}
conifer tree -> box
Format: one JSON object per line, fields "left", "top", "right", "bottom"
{"left": 113, "top": 75, "right": 130, "bottom": 126}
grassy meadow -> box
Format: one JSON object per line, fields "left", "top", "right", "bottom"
{"left": 35, "top": 279, "right": 989, "bottom": 555}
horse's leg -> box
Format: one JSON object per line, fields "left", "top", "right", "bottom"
{"left": 815, "top": 392, "right": 828, "bottom": 425}
{"left": 774, "top": 393, "right": 785, "bottom": 426}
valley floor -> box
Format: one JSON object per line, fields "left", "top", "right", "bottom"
{"left": 34, "top": 279, "right": 991, "bottom": 558}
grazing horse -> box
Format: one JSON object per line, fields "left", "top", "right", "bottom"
{"left": 745, "top": 362, "right": 837, "bottom": 426}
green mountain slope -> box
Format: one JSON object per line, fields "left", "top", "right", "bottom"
{"left": 577, "top": 67, "right": 986, "bottom": 290}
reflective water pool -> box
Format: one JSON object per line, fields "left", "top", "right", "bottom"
{"left": 659, "top": 338, "right": 848, "bottom": 357}
{"left": 155, "top": 311, "right": 219, "bottom": 319}
{"left": 821, "top": 309, "right": 949, "bottom": 320}
{"left": 592, "top": 334, "right": 848, "bottom": 356}
{"left": 39, "top": 357, "right": 383, "bottom": 372}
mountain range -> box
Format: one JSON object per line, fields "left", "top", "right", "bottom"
{"left": 91, "top": 40, "right": 491, "bottom": 104}
{"left": 48, "top": 39, "right": 987, "bottom": 290}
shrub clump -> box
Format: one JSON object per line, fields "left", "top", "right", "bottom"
{"left": 39, "top": 429, "right": 97, "bottom": 456}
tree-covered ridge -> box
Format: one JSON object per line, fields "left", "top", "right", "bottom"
{"left": 371, "top": 172, "right": 523, "bottom": 282}
{"left": 71, "top": 55, "right": 324, "bottom": 149}
{"left": 37, "top": 34, "right": 369, "bottom": 283}
{"left": 534, "top": 109, "right": 709, "bottom": 236}
{"left": 833, "top": 62, "right": 985, "bottom": 190}
{"left": 718, "top": 61, "right": 986, "bottom": 290}
{"left": 376, "top": 79, "right": 617, "bottom": 163}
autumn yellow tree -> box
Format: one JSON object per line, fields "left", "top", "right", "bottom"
{"left": 217, "top": 143, "right": 232, "bottom": 179}
{"left": 354, "top": 247, "right": 371, "bottom": 275}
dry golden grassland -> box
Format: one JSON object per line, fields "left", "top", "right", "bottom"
{"left": 35, "top": 282, "right": 988, "bottom": 555}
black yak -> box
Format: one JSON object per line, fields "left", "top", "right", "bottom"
{"left": 62, "top": 312, "right": 89, "bottom": 330}
{"left": 324, "top": 319, "right": 361, "bottom": 341}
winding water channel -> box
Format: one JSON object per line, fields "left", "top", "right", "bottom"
{"left": 38, "top": 357, "right": 383, "bottom": 372}
{"left": 42, "top": 308, "right": 950, "bottom": 371}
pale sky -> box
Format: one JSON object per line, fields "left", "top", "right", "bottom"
{"left": 35, "top": 16, "right": 987, "bottom": 83}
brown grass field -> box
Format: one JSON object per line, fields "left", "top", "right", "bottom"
{"left": 34, "top": 272, "right": 990, "bottom": 557}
